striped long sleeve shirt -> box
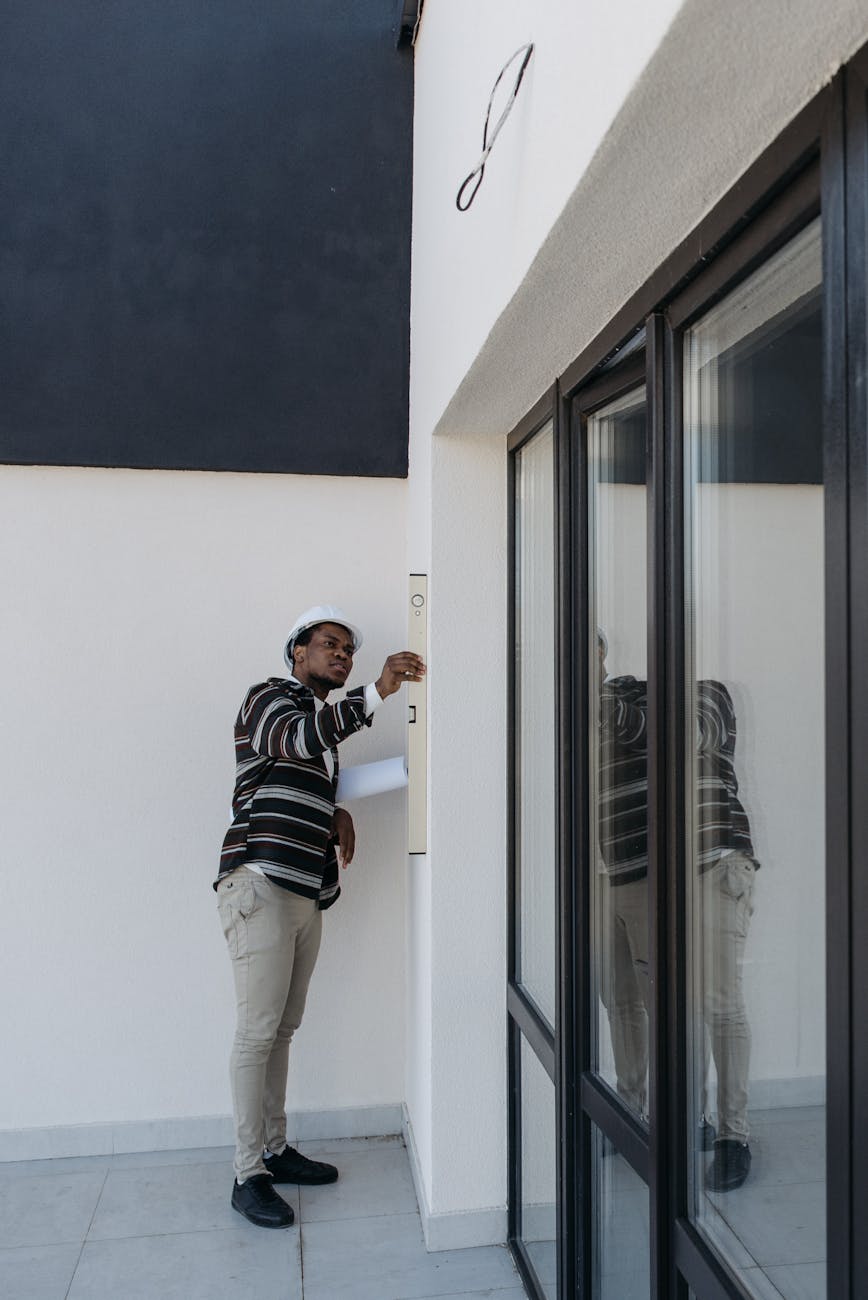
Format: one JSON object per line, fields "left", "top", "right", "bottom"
{"left": 215, "top": 677, "right": 374, "bottom": 907}
{"left": 598, "top": 676, "right": 755, "bottom": 883}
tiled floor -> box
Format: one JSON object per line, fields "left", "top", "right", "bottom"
{"left": 0, "top": 1136, "right": 525, "bottom": 1300}
{"left": 698, "top": 1105, "right": 826, "bottom": 1300}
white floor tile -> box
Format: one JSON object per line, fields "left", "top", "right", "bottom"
{"left": 110, "top": 1145, "right": 235, "bottom": 1170}
{"left": 741, "top": 1265, "right": 787, "bottom": 1300}
{"left": 706, "top": 1180, "right": 825, "bottom": 1267}
{"left": 301, "top": 1212, "right": 518, "bottom": 1300}
{"left": 0, "top": 1243, "right": 81, "bottom": 1299}
{"left": 523, "top": 1236, "right": 556, "bottom": 1293}
{"left": 694, "top": 1191, "right": 758, "bottom": 1270}
{"left": 0, "top": 1154, "right": 111, "bottom": 1181}
{"left": 298, "top": 1142, "right": 418, "bottom": 1222}
{"left": 0, "top": 1171, "right": 106, "bottom": 1249}
{"left": 750, "top": 1106, "right": 825, "bottom": 1130}
{"left": 68, "top": 1225, "right": 302, "bottom": 1299}
{"left": 764, "top": 1260, "right": 826, "bottom": 1300}
{"left": 748, "top": 1113, "right": 826, "bottom": 1187}
{"left": 409, "top": 1291, "right": 529, "bottom": 1300}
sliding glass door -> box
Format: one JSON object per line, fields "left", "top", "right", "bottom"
{"left": 507, "top": 50, "right": 868, "bottom": 1300}
{"left": 683, "top": 219, "right": 826, "bottom": 1297}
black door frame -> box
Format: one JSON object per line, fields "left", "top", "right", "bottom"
{"left": 508, "top": 391, "right": 559, "bottom": 1300}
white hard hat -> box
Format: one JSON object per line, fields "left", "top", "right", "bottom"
{"left": 284, "top": 604, "right": 364, "bottom": 670}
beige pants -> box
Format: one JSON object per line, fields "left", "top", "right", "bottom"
{"left": 217, "top": 866, "right": 322, "bottom": 1183}
{"left": 600, "top": 853, "right": 756, "bottom": 1140}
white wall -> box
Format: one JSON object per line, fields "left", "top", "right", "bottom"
{"left": 0, "top": 466, "right": 408, "bottom": 1140}
{"left": 413, "top": 0, "right": 868, "bottom": 443}
{"left": 427, "top": 432, "right": 508, "bottom": 1221}
{"left": 404, "top": 428, "right": 509, "bottom": 1248}
{"left": 411, "top": 0, "right": 684, "bottom": 440}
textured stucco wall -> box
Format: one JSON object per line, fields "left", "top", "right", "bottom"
{"left": 414, "top": 0, "right": 868, "bottom": 443}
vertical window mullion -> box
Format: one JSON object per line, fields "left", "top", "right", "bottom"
{"left": 666, "top": 306, "right": 691, "bottom": 1291}
{"left": 843, "top": 55, "right": 868, "bottom": 1300}
{"left": 821, "top": 68, "right": 851, "bottom": 1300}
{"left": 574, "top": 391, "right": 594, "bottom": 1300}
{"left": 507, "top": 441, "right": 520, "bottom": 1254}
{"left": 580, "top": 357, "right": 652, "bottom": 1298}
{"left": 508, "top": 397, "right": 560, "bottom": 1300}
{"left": 555, "top": 379, "right": 581, "bottom": 1300}
{"left": 665, "top": 299, "right": 691, "bottom": 1294}
{"left": 646, "top": 311, "right": 670, "bottom": 1299}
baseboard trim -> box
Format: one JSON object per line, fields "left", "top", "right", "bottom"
{"left": 748, "top": 1075, "right": 825, "bottom": 1110}
{"left": 402, "top": 1103, "right": 507, "bottom": 1252}
{"left": 0, "top": 1103, "right": 403, "bottom": 1164}
{"left": 402, "top": 1105, "right": 433, "bottom": 1242}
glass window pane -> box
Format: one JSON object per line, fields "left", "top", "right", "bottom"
{"left": 515, "top": 423, "right": 556, "bottom": 1026}
{"left": 588, "top": 387, "right": 649, "bottom": 1124}
{"left": 684, "top": 218, "right": 825, "bottom": 1299}
{"left": 591, "top": 1124, "right": 650, "bottom": 1300}
{"left": 520, "top": 1036, "right": 557, "bottom": 1299}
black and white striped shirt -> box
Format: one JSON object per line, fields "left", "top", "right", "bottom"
{"left": 598, "top": 676, "right": 755, "bottom": 883}
{"left": 215, "top": 677, "right": 374, "bottom": 907}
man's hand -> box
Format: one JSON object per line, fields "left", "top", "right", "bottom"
{"left": 375, "top": 651, "right": 427, "bottom": 700}
{"left": 332, "top": 807, "right": 355, "bottom": 868}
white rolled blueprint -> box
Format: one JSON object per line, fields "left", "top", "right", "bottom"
{"left": 335, "top": 755, "right": 408, "bottom": 802}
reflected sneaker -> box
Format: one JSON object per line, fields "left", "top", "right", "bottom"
{"left": 263, "top": 1145, "right": 339, "bottom": 1185}
{"left": 698, "top": 1116, "right": 717, "bottom": 1151}
{"left": 231, "top": 1174, "right": 294, "bottom": 1228}
{"left": 706, "top": 1139, "right": 751, "bottom": 1192}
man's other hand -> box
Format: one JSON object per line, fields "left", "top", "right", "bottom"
{"left": 332, "top": 807, "right": 355, "bottom": 868}
{"left": 376, "top": 652, "right": 427, "bottom": 699}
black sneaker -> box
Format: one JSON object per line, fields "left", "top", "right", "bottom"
{"left": 698, "top": 1116, "right": 717, "bottom": 1151}
{"left": 706, "top": 1139, "right": 751, "bottom": 1192}
{"left": 263, "top": 1145, "right": 339, "bottom": 1185}
{"left": 231, "top": 1174, "right": 294, "bottom": 1227}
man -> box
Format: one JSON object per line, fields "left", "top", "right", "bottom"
{"left": 597, "top": 632, "right": 757, "bottom": 1192}
{"left": 215, "top": 604, "right": 425, "bottom": 1228}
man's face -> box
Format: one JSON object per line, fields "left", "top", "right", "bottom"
{"left": 294, "top": 622, "right": 355, "bottom": 690}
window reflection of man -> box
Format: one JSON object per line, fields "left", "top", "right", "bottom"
{"left": 597, "top": 630, "right": 758, "bottom": 1192}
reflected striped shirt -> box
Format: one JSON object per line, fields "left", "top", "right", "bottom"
{"left": 598, "top": 676, "right": 754, "bottom": 883}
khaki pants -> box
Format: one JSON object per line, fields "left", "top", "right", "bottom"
{"left": 698, "top": 853, "right": 756, "bottom": 1141}
{"left": 600, "top": 853, "right": 756, "bottom": 1139}
{"left": 217, "top": 866, "right": 323, "bottom": 1183}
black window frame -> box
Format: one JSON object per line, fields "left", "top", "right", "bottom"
{"left": 508, "top": 389, "right": 559, "bottom": 1300}
{"left": 507, "top": 45, "right": 868, "bottom": 1300}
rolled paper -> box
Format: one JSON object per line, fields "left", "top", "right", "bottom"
{"left": 335, "top": 755, "right": 409, "bottom": 802}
